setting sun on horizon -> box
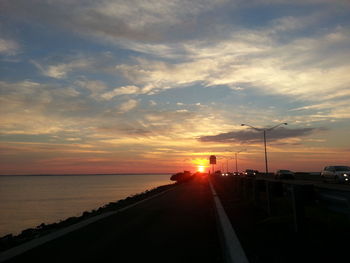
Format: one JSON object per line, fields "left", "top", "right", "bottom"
{"left": 197, "top": 166, "right": 205, "bottom": 173}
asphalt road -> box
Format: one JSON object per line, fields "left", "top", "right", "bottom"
{"left": 5, "top": 177, "right": 221, "bottom": 263}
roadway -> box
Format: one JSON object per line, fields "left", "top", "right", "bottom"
{"left": 4, "top": 176, "right": 221, "bottom": 263}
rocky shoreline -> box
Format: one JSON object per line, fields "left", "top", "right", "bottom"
{"left": 0, "top": 183, "right": 176, "bottom": 252}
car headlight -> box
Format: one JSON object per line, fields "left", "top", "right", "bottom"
{"left": 343, "top": 174, "right": 348, "bottom": 177}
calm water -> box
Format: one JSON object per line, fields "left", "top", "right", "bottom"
{"left": 0, "top": 174, "right": 172, "bottom": 237}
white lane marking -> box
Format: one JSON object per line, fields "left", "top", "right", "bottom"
{"left": 209, "top": 179, "right": 249, "bottom": 263}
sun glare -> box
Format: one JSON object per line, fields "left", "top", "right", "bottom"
{"left": 197, "top": 165, "right": 205, "bottom": 172}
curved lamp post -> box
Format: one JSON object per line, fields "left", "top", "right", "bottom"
{"left": 241, "top": 123, "right": 287, "bottom": 175}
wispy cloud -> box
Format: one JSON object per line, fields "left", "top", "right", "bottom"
{"left": 117, "top": 99, "right": 139, "bottom": 113}
{"left": 114, "top": 22, "right": 350, "bottom": 92}
{"left": 101, "top": 85, "right": 141, "bottom": 100}
{"left": 0, "top": 38, "right": 20, "bottom": 55}
{"left": 32, "top": 58, "right": 94, "bottom": 79}
{"left": 1, "top": 0, "right": 229, "bottom": 44}
{"left": 198, "top": 127, "right": 326, "bottom": 144}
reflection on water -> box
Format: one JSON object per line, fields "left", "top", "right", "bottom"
{"left": 0, "top": 174, "right": 171, "bottom": 237}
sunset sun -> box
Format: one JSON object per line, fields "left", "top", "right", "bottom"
{"left": 197, "top": 166, "right": 205, "bottom": 173}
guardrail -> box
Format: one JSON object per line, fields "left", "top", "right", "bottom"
{"left": 213, "top": 175, "right": 350, "bottom": 233}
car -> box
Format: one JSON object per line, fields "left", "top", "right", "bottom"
{"left": 221, "top": 172, "right": 234, "bottom": 176}
{"left": 275, "top": 169, "right": 295, "bottom": 179}
{"left": 321, "top": 166, "right": 350, "bottom": 183}
{"left": 243, "top": 169, "right": 258, "bottom": 177}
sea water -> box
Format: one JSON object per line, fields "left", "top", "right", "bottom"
{"left": 0, "top": 174, "right": 172, "bottom": 237}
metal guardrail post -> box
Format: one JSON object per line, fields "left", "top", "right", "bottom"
{"left": 233, "top": 177, "right": 239, "bottom": 193}
{"left": 235, "top": 177, "right": 239, "bottom": 196}
{"left": 265, "top": 181, "right": 272, "bottom": 216}
{"left": 243, "top": 178, "right": 247, "bottom": 199}
{"left": 291, "top": 185, "right": 304, "bottom": 233}
{"left": 291, "top": 184, "right": 314, "bottom": 233}
{"left": 253, "top": 179, "right": 262, "bottom": 205}
{"left": 238, "top": 177, "right": 243, "bottom": 198}
{"left": 233, "top": 177, "right": 238, "bottom": 196}
{"left": 246, "top": 178, "right": 253, "bottom": 201}
{"left": 252, "top": 179, "right": 257, "bottom": 204}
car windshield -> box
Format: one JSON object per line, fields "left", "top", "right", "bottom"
{"left": 334, "top": 166, "right": 350, "bottom": 171}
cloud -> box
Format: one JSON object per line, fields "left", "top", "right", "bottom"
{"left": 118, "top": 99, "right": 139, "bottom": 113}
{"left": 198, "top": 127, "right": 325, "bottom": 143}
{"left": 114, "top": 21, "right": 350, "bottom": 119}
{"left": 32, "top": 58, "right": 93, "bottom": 79}
{"left": 75, "top": 79, "right": 108, "bottom": 99}
{"left": 1, "top": 0, "right": 229, "bottom": 45}
{"left": 116, "top": 57, "right": 215, "bottom": 86}
{"left": 0, "top": 80, "right": 91, "bottom": 135}
{"left": 0, "top": 80, "right": 232, "bottom": 143}
{"left": 149, "top": 100, "right": 157, "bottom": 106}
{"left": 0, "top": 38, "right": 20, "bottom": 55}
{"left": 101, "top": 85, "right": 141, "bottom": 100}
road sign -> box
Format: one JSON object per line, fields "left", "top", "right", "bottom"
{"left": 209, "top": 155, "right": 216, "bottom": 164}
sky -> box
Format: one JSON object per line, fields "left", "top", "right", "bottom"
{"left": 1, "top": 0, "right": 350, "bottom": 174}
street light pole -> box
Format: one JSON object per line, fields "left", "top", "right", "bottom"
{"left": 226, "top": 158, "right": 228, "bottom": 173}
{"left": 226, "top": 149, "right": 245, "bottom": 174}
{"left": 263, "top": 130, "right": 269, "bottom": 175}
{"left": 241, "top": 123, "right": 287, "bottom": 176}
{"left": 235, "top": 152, "right": 238, "bottom": 173}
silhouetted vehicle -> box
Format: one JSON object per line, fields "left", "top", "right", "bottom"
{"left": 243, "top": 169, "right": 258, "bottom": 177}
{"left": 321, "top": 166, "right": 350, "bottom": 183}
{"left": 275, "top": 169, "right": 295, "bottom": 179}
{"left": 214, "top": 170, "right": 222, "bottom": 176}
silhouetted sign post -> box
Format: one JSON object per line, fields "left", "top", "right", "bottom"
{"left": 209, "top": 155, "right": 216, "bottom": 174}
